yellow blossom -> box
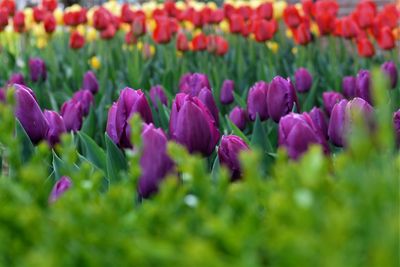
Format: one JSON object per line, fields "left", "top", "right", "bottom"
{"left": 286, "top": 29, "right": 293, "bottom": 38}
{"left": 148, "top": 19, "right": 157, "bottom": 32}
{"left": 120, "top": 23, "right": 131, "bottom": 33}
{"left": 219, "top": 20, "right": 230, "bottom": 33}
{"left": 292, "top": 47, "right": 298, "bottom": 55}
{"left": 54, "top": 8, "right": 64, "bottom": 25}
{"left": 32, "top": 24, "right": 46, "bottom": 38}
{"left": 76, "top": 25, "right": 85, "bottom": 36}
{"left": 311, "top": 22, "right": 320, "bottom": 37}
{"left": 89, "top": 56, "right": 101, "bottom": 70}
{"left": 137, "top": 41, "right": 143, "bottom": 51}
{"left": 36, "top": 37, "right": 48, "bottom": 49}
{"left": 176, "top": 51, "right": 183, "bottom": 58}
{"left": 86, "top": 27, "right": 98, "bottom": 42}
{"left": 183, "top": 21, "right": 195, "bottom": 31}
{"left": 266, "top": 41, "right": 279, "bottom": 53}
{"left": 175, "top": 1, "right": 186, "bottom": 10}
{"left": 207, "top": 2, "right": 218, "bottom": 10}
{"left": 273, "top": 1, "right": 287, "bottom": 19}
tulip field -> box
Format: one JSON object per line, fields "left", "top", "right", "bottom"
{"left": 0, "top": 0, "right": 399, "bottom": 265}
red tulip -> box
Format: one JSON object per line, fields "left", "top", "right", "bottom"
{"left": 341, "top": 17, "right": 359, "bottom": 39}
{"left": 120, "top": 3, "right": 134, "bottom": 23}
{"left": 293, "top": 23, "right": 311, "bottom": 45}
{"left": 353, "top": 1, "right": 376, "bottom": 29}
{"left": 357, "top": 38, "right": 375, "bottom": 58}
{"left": 0, "top": 0, "right": 15, "bottom": 16}
{"left": 316, "top": 13, "right": 335, "bottom": 35}
{"left": 69, "top": 31, "right": 85, "bottom": 49}
{"left": 132, "top": 16, "right": 146, "bottom": 37}
{"left": 100, "top": 24, "right": 116, "bottom": 40}
{"left": 0, "top": 8, "right": 8, "bottom": 31}
{"left": 63, "top": 9, "right": 87, "bottom": 26}
{"left": 313, "top": 0, "right": 339, "bottom": 18}
{"left": 125, "top": 30, "right": 137, "bottom": 45}
{"left": 238, "top": 6, "right": 253, "bottom": 20}
{"left": 301, "top": 0, "right": 314, "bottom": 18}
{"left": 176, "top": 32, "right": 189, "bottom": 52}
{"left": 153, "top": 17, "right": 172, "bottom": 44}
{"left": 229, "top": 13, "right": 244, "bottom": 34}
{"left": 93, "top": 7, "right": 112, "bottom": 31}
{"left": 13, "top": 11, "right": 24, "bottom": 33}
{"left": 192, "top": 33, "right": 207, "bottom": 51}
{"left": 44, "top": 14, "right": 56, "bottom": 34}
{"left": 256, "top": 3, "right": 273, "bottom": 20}
{"left": 33, "top": 6, "right": 45, "bottom": 23}
{"left": 252, "top": 19, "right": 277, "bottom": 42}
{"left": 283, "top": 5, "right": 302, "bottom": 29}
{"left": 42, "top": 0, "right": 57, "bottom": 12}
{"left": 377, "top": 26, "right": 396, "bottom": 50}
{"left": 210, "top": 9, "right": 224, "bottom": 24}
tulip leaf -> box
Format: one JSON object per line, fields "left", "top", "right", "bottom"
{"left": 52, "top": 151, "right": 64, "bottom": 181}
{"left": 78, "top": 132, "right": 107, "bottom": 173}
{"left": 81, "top": 108, "right": 96, "bottom": 138}
{"left": 250, "top": 115, "right": 267, "bottom": 151}
{"left": 211, "top": 155, "right": 220, "bottom": 182}
{"left": 105, "top": 133, "right": 127, "bottom": 183}
{"left": 225, "top": 115, "right": 250, "bottom": 144}
{"left": 15, "top": 120, "right": 34, "bottom": 163}
{"left": 233, "top": 91, "right": 246, "bottom": 108}
{"left": 303, "top": 78, "right": 319, "bottom": 111}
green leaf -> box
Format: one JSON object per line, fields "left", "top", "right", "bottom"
{"left": 303, "top": 77, "right": 319, "bottom": 111}
{"left": 105, "top": 133, "right": 127, "bottom": 183}
{"left": 225, "top": 115, "right": 250, "bottom": 144}
{"left": 78, "top": 132, "right": 107, "bottom": 172}
{"left": 81, "top": 108, "right": 96, "bottom": 138}
{"left": 211, "top": 155, "right": 220, "bottom": 182}
{"left": 15, "top": 120, "right": 34, "bottom": 163}
{"left": 250, "top": 115, "right": 267, "bottom": 151}
{"left": 233, "top": 91, "right": 246, "bottom": 108}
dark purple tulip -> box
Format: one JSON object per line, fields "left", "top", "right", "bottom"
{"left": 106, "top": 102, "right": 119, "bottom": 144}
{"left": 328, "top": 97, "right": 373, "bottom": 147}
{"left": 198, "top": 87, "right": 219, "bottom": 126}
{"left": 308, "top": 107, "right": 328, "bottom": 139}
{"left": 322, "top": 91, "right": 344, "bottom": 116}
{"left": 114, "top": 88, "right": 153, "bottom": 148}
{"left": 247, "top": 81, "right": 269, "bottom": 121}
{"left": 342, "top": 76, "right": 356, "bottom": 99}
{"left": 381, "top": 61, "right": 398, "bottom": 89}
{"left": 229, "top": 106, "right": 247, "bottom": 131}
{"left": 8, "top": 73, "right": 25, "bottom": 86}
{"left": 29, "top": 58, "right": 47, "bottom": 82}
{"left": 220, "top": 79, "right": 235, "bottom": 105}
{"left": 0, "top": 88, "right": 5, "bottom": 102}
{"left": 138, "top": 123, "right": 174, "bottom": 198}
{"left": 149, "top": 85, "right": 168, "bottom": 109}
{"left": 218, "top": 135, "right": 249, "bottom": 180}
{"left": 393, "top": 110, "right": 400, "bottom": 146}
{"left": 82, "top": 71, "right": 99, "bottom": 94}
{"left": 49, "top": 176, "right": 72, "bottom": 203}
{"left": 279, "top": 112, "right": 329, "bottom": 160}
{"left": 14, "top": 84, "right": 49, "bottom": 144}
{"left": 170, "top": 93, "right": 220, "bottom": 156}
{"left": 179, "top": 73, "right": 211, "bottom": 96}
{"left": 61, "top": 100, "right": 83, "bottom": 132}
{"left": 44, "top": 110, "right": 66, "bottom": 147}
{"left": 294, "top": 67, "right": 313, "bottom": 93}
{"left": 355, "top": 70, "right": 372, "bottom": 104}
{"left": 267, "top": 76, "right": 298, "bottom": 123}
{"left": 72, "top": 89, "right": 94, "bottom": 116}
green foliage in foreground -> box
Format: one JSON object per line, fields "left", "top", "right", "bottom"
{"left": 0, "top": 72, "right": 398, "bottom": 266}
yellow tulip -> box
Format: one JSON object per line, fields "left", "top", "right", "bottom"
{"left": 219, "top": 20, "right": 230, "bottom": 33}
{"left": 76, "top": 25, "right": 86, "bottom": 36}
{"left": 266, "top": 41, "right": 279, "bottom": 53}
{"left": 54, "top": 8, "right": 64, "bottom": 25}
{"left": 36, "top": 37, "right": 48, "bottom": 49}
{"left": 311, "top": 22, "right": 320, "bottom": 37}
{"left": 86, "top": 27, "right": 98, "bottom": 42}
{"left": 273, "top": 1, "right": 287, "bottom": 19}
{"left": 292, "top": 47, "right": 298, "bottom": 55}
{"left": 89, "top": 56, "right": 101, "bottom": 70}
{"left": 285, "top": 29, "right": 293, "bottom": 38}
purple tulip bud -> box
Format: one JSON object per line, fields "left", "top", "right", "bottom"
{"left": 381, "top": 61, "right": 398, "bottom": 89}
{"left": 72, "top": 89, "right": 94, "bottom": 116}
{"left": 247, "top": 81, "right": 269, "bottom": 121}
{"left": 170, "top": 93, "right": 220, "bottom": 156}
{"left": 61, "top": 100, "right": 83, "bottom": 132}
{"left": 114, "top": 88, "right": 153, "bottom": 148}
{"left": 229, "top": 106, "right": 247, "bottom": 131}
{"left": 267, "top": 76, "right": 298, "bottom": 122}
{"left": 308, "top": 107, "right": 328, "bottom": 139}
{"left": 44, "top": 110, "right": 66, "bottom": 147}
{"left": 179, "top": 73, "right": 211, "bottom": 96}
{"left": 14, "top": 84, "right": 49, "bottom": 144}
{"left": 106, "top": 102, "right": 119, "bottom": 144}
{"left": 149, "top": 85, "right": 168, "bottom": 109}
{"left": 322, "top": 91, "right": 344, "bottom": 116}
{"left": 328, "top": 97, "right": 373, "bottom": 147}
{"left": 138, "top": 123, "right": 174, "bottom": 198}
{"left": 82, "top": 71, "right": 99, "bottom": 94}
{"left": 342, "top": 76, "right": 356, "bottom": 99}
{"left": 8, "top": 73, "right": 25, "bottom": 86}
{"left": 220, "top": 79, "right": 235, "bottom": 105}
{"left": 356, "top": 70, "right": 372, "bottom": 104}
{"left": 279, "top": 112, "right": 329, "bottom": 159}
{"left": 198, "top": 87, "right": 219, "bottom": 126}
{"left": 393, "top": 109, "right": 400, "bottom": 146}
{"left": 49, "top": 176, "right": 72, "bottom": 203}
{"left": 294, "top": 67, "right": 313, "bottom": 93}
{"left": 29, "top": 58, "right": 47, "bottom": 82}
{"left": 0, "top": 88, "right": 5, "bottom": 102}
{"left": 218, "top": 135, "right": 249, "bottom": 180}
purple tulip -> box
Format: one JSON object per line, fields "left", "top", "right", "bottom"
{"left": 106, "top": 102, "right": 119, "bottom": 144}
{"left": 138, "top": 123, "right": 174, "bottom": 198}
{"left": 294, "top": 67, "right": 313, "bottom": 93}
{"left": 342, "top": 76, "right": 356, "bottom": 99}
{"left": 355, "top": 70, "right": 372, "bottom": 104}
{"left": 44, "top": 110, "right": 66, "bottom": 147}
{"left": 149, "top": 85, "right": 168, "bottom": 109}
{"left": 170, "top": 93, "right": 220, "bottom": 156}
{"left": 381, "top": 61, "right": 398, "bottom": 89}
{"left": 322, "top": 91, "right": 344, "bottom": 116}
{"left": 82, "top": 71, "right": 99, "bottom": 94}
{"left": 267, "top": 76, "right": 298, "bottom": 122}
{"left": 328, "top": 97, "right": 373, "bottom": 147}
{"left": 49, "top": 176, "right": 72, "bottom": 203}
{"left": 198, "top": 88, "right": 219, "bottom": 126}
{"left": 278, "top": 112, "right": 329, "bottom": 159}
{"left": 61, "top": 100, "right": 83, "bottom": 132}
{"left": 308, "top": 107, "right": 328, "bottom": 139}
{"left": 218, "top": 135, "right": 249, "bottom": 180}
{"left": 393, "top": 110, "right": 400, "bottom": 146}
{"left": 179, "top": 73, "right": 211, "bottom": 96}
{"left": 8, "top": 73, "right": 25, "bottom": 86}
{"left": 29, "top": 58, "right": 47, "bottom": 82}
{"left": 247, "top": 81, "right": 269, "bottom": 121}
{"left": 72, "top": 89, "right": 94, "bottom": 116}
{"left": 0, "top": 88, "right": 5, "bottom": 102}
{"left": 229, "top": 106, "right": 247, "bottom": 131}
{"left": 14, "top": 84, "right": 49, "bottom": 144}
{"left": 220, "top": 79, "right": 235, "bottom": 105}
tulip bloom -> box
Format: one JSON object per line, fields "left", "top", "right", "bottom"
{"left": 356, "top": 38, "right": 375, "bottom": 58}
{"left": 153, "top": 17, "right": 172, "bottom": 44}
{"left": 381, "top": 61, "right": 398, "bottom": 89}
{"left": 0, "top": 8, "right": 8, "bottom": 31}
{"left": 7, "top": 73, "right": 25, "bottom": 86}
{"left": 176, "top": 32, "right": 189, "bottom": 52}
{"left": 293, "top": 23, "right": 312, "bottom": 45}
{"left": 267, "top": 76, "right": 298, "bottom": 122}
{"left": 61, "top": 100, "right": 83, "bottom": 132}
{"left": 322, "top": 91, "right": 344, "bottom": 116}
{"left": 14, "top": 85, "right": 49, "bottom": 144}
{"left": 356, "top": 70, "right": 372, "bottom": 104}
{"left": 229, "top": 106, "right": 247, "bottom": 131}
{"left": 220, "top": 79, "right": 234, "bottom": 105}
{"left": 283, "top": 5, "right": 302, "bottom": 29}
{"left": 247, "top": 81, "right": 269, "bottom": 121}
{"left": 353, "top": 1, "right": 376, "bottom": 29}
{"left": 198, "top": 88, "right": 219, "bottom": 126}
{"left": 252, "top": 19, "right": 277, "bottom": 42}
{"left": 218, "top": 135, "right": 249, "bottom": 180}
{"left": 49, "top": 176, "right": 72, "bottom": 203}
{"left": 308, "top": 107, "right": 328, "bottom": 139}
{"left": 294, "top": 67, "right": 313, "bottom": 93}
{"left": 342, "top": 76, "right": 356, "bottom": 99}
{"left": 179, "top": 73, "right": 211, "bottom": 96}
{"left": 192, "top": 33, "right": 208, "bottom": 51}
{"left": 279, "top": 112, "right": 329, "bottom": 159}
{"left": 13, "top": 11, "right": 24, "bottom": 33}
{"left": 29, "top": 58, "right": 47, "bottom": 82}
{"left": 44, "top": 110, "right": 66, "bottom": 147}
{"left": 377, "top": 27, "right": 395, "bottom": 50}
{"left": 394, "top": 110, "right": 400, "bottom": 146}
{"left": 149, "top": 85, "right": 168, "bottom": 108}
{"left": 138, "top": 124, "right": 174, "bottom": 198}
{"left": 256, "top": 3, "right": 273, "bottom": 20}
{"left": 69, "top": 31, "right": 85, "bottom": 50}
{"left": 44, "top": 14, "right": 56, "bottom": 34}
{"left": 82, "top": 71, "right": 99, "bottom": 94}
{"left": 170, "top": 93, "right": 220, "bottom": 156}
{"left": 72, "top": 89, "right": 94, "bottom": 116}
